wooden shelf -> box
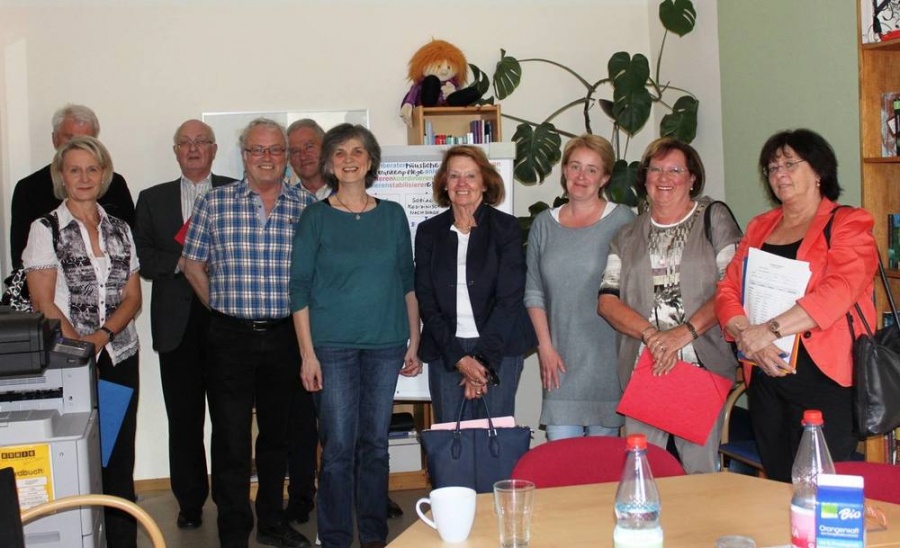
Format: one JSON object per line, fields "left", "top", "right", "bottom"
{"left": 863, "top": 156, "right": 900, "bottom": 163}
{"left": 862, "top": 36, "right": 900, "bottom": 52}
{"left": 389, "top": 400, "right": 433, "bottom": 491}
{"left": 407, "top": 105, "right": 502, "bottom": 145}
{"left": 858, "top": 3, "right": 900, "bottom": 464}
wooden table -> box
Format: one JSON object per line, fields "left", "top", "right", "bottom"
{"left": 389, "top": 472, "right": 900, "bottom": 547}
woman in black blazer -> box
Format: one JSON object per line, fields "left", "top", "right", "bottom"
{"left": 415, "top": 145, "right": 536, "bottom": 422}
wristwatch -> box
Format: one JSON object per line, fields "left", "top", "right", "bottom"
{"left": 100, "top": 326, "right": 116, "bottom": 342}
{"left": 768, "top": 319, "right": 782, "bottom": 339}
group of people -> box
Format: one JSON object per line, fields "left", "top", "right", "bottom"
{"left": 9, "top": 102, "right": 879, "bottom": 548}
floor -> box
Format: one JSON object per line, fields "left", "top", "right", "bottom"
{"left": 135, "top": 488, "right": 428, "bottom": 548}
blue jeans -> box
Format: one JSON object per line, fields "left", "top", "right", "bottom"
{"left": 428, "top": 337, "right": 524, "bottom": 423}
{"left": 313, "top": 345, "right": 405, "bottom": 548}
{"left": 545, "top": 424, "right": 620, "bottom": 441}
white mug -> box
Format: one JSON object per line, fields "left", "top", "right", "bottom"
{"left": 415, "top": 486, "right": 477, "bottom": 543}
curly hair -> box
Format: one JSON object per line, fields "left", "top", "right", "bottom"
{"left": 407, "top": 39, "right": 468, "bottom": 85}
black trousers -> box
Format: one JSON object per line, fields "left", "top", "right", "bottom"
{"left": 158, "top": 295, "right": 211, "bottom": 517}
{"left": 98, "top": 350, "right": 139, "bottom": 548}
{"left": 748, "top": 349, "right": 858, "bottom": 483}
{"left": 206, "top": 313, "right": 299, "bottom": 547}
{"left": 287, "top": 384, "right": 317, "bottom": 515}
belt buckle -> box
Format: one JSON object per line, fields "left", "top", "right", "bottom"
{"left": 249, "top": 320, "right": 271, "bottom": 331}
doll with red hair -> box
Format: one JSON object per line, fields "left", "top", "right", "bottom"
{"left": 400, "top": 39, "right": 483, "bottom": 126}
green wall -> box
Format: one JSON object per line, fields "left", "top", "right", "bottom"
{"left": 718, "top": 0, "right": 860, "bottom": 228}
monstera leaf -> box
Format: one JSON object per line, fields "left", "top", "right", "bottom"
{"left": 660, "top": 95, "right": 699, "bottom": 143}
{"left": 606, "top": 159, "right": 641, "bottom": 207}
{"left": 470, "top": 63, "right": 491, "bottom": 99}
{"left": 659, "top": 0, "right": 697, "bottom": 37}
{"left": 517, "top": 195, "right": 569, "bottom": 247}
{"left": 512, "top": 122, "right": 562, "bottom": 185}
{"left": 608, "top": 53, "right": 652, "bottom": 135}
{"left": 493, "top": 50, "right": 522, "bottom": 100}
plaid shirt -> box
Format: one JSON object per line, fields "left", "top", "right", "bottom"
{"left": 182, "top": 179, "right": 314, "bottom": 319}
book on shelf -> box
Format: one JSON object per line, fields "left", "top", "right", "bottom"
{"left": 889, "top": 214, "right": 900, "bottom": 269}
{"left": 861, "top": 0, "right": 900, "bottom": 44}
{"left": 881, "top": 92, "right": 900, "bottom": 157}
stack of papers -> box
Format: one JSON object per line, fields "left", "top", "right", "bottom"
{"left": 741, "top": 247, "right": 812, "bottom": 366}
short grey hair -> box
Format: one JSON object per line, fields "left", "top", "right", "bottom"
{"left": 287, "top": 118, "right": 325, "bottom": 141}
{"left": 239, "top": 118, "right": 286, "bottom": 149}
{"left": 52, "top": 104, "right": 100, "bottom": 136}
{"left": 172, "top": 119, "right": 216, "bottom": 144}
{"left": 50, "top": 135, "right": 114, "bottom": 200}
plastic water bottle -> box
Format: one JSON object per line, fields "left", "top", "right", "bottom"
{"left": 614, "top": 434, "right": 664, "bottom": 548}
{"left": 790, "top": 409, "right": 835, "bottom": 548}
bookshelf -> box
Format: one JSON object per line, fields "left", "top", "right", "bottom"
{"left": 858, "top": 4, "right": 900, "bottom": 464}
{"left": 407, "top": 105, "right": 502, "bottom": 145}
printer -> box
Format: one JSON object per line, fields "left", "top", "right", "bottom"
{"left": 0, "top": 308, "right": 103, "bottom": 547}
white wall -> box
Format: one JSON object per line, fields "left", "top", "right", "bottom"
{"left": 0, "top": 0, "right": 722, "bottom": 480}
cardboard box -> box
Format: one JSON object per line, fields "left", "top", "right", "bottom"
{"left": 816, "top": 473, "right": 865, "bottom": 547}
{"left": 388, "top": 435, "right": 421, "bottom": 473}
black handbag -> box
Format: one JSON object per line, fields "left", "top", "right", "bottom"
{"left": 420, "top": 398, "right": 531, "bottom": 493}
{"left": 847, "top": 256, "right": 900, "bottom": 437}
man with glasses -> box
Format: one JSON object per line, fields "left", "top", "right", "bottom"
{"left": 10, "top": 103, "right": 135, "bottom": 268}
{"left": 133, "top": 119, "right": 236, "bottom": 532}
{"left": 182, "top": 118, "right": 314, "bottom": 548}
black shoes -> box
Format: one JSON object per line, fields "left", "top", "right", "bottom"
{"left": 176, "top": 511, "right": 202, "bottom": 529}
{"left": 285, "top": 503, "right": 313, "bottom": 525}
{"left": 256, "top": 521, "right": 312, "bottom": 548}
{"left": 387, "top": 497, "right": 403, "bottom": 518}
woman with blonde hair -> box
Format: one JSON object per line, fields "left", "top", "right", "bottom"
{"left": 526, "top": 134, "right": 635, "bottom": 440}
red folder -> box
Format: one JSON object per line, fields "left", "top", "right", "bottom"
{"left": 174, "top": 218, "right": 190, "bottom": 246}
{"left": 616, "top": 349, "right": 733, "bottom": 445}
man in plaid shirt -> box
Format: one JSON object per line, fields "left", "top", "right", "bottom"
{"left": 183, "top": 118, "right": 314, "bottom": 548}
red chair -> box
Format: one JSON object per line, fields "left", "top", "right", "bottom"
{"left": 510, "top": 436, "right": 686, "bottom": 488}
{"left": 834, "top": 461, "right": 900, "bottom": 504}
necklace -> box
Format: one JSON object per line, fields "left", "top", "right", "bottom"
{"left": 334, "top": 194, "right": 369, "bottom": 220}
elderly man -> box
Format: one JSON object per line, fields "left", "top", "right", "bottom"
{"left": 287, "top": 118, "right": 330, "bottom": 201}
{"left": 10, "top": 103, "right": 134, "bottom": 268}
{"left": 134, "top": 119, "right": 236, "bottom": 531}
{"left": 182, "top": 118, "right": 313, "bottom": 548}
{"left": 282, "top": 118, "right": 324, "bottom": 526}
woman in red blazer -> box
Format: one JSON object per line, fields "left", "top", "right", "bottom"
{"left": 716, "top": 128, "right": 877, "bottom": 482}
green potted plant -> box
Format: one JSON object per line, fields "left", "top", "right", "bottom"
{"left": 469, "top": 0, "right": 699, "bottom": 234}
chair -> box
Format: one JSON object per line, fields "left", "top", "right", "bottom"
{"left": 718, "top": 382, "right": 765, "bottom": 476}
{"left": 510, "top": 436, "right": 685, "bottom": 488}
{"left": 834, "top": 461, "right": 900, "bottom": 504}
{"left": 0, "top": 466, "right": 166, "bottom": 548}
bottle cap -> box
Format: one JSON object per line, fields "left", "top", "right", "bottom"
{"left": 626, "top": 434, "right": 647, "bottom": 450}
{"left": 802, "top": 409, "right": 824, "bottom": 426}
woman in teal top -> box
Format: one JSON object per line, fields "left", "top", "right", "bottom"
{"left": 290, "top": 124, "right": 422, "bottom": 548}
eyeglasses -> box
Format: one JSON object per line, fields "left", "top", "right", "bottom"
{"left": 764, "top": 159, "right": 806, "bottom": 177}
{"left": 289, "top": 143, "right": 318, "bottom": 156}
{"left": 647, "top": 166, "right": 688, "bottom": 177}
{"left": 244, "top": 146, "right": 287, "bottom": 157}
{"left": 176, "top": 139, "right": 214, "bottom": 150}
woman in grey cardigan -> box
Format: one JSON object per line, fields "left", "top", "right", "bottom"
{"left": 525, "top": 134, "right": 635, "bottom": 440}
{"left": 598, "top": 137, "right": 742, "bottom": 473}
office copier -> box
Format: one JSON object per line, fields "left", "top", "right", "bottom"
{"left": 0, "top": 308, "right": 103, "bottom": 547}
